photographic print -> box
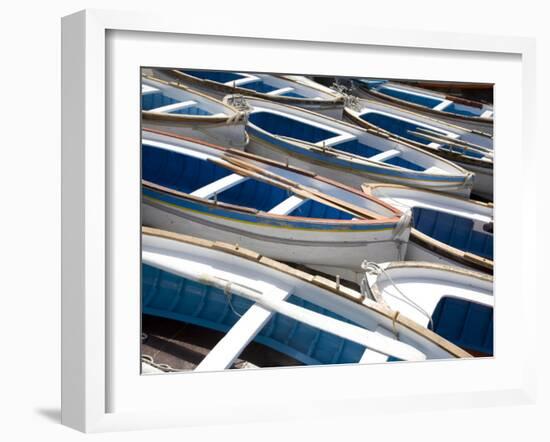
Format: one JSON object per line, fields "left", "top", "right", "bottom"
{"left": 140, "top": 68, "right": 494, "bottom": 374}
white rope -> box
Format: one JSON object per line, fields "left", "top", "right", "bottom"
{"left": 362, "top": 261, "right": 434, "bottom": 330}
{"left": 224, "top": 281, "right": 244, "bottom": 318}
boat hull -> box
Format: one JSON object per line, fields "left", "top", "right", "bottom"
{"left": 365, "top": 262, "right": 493, "bottom": 356}
{"left": 142, "top": 200, "right": 407, "bottom": 278}
{"left": 247, "top": 133, "right": 472, "bottom": 197}
{"left": 355, "top": 87, "right": 493, "bottom": 135}
{"left": 152, "top": 69, "right": 345, "bottom": 119}
{"left": 456, "top": 161, "right": 493, "bottom": 200}
{"left": 363, "top": 183, "right": 493, "bottom": 273}
{"left": 142, "top": 118, "right": 248, "bottom": 149}
{"left": 141, "top": 228, "right": 471, "bottom": 363}
{"left": 343, "top": 106, "right": 493, "bottom": 200}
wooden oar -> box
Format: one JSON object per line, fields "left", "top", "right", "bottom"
{"left": 409, "top": 128, "right": 493, "bottom": 157}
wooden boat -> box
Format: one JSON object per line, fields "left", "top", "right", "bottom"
{"left": 363, "top": 184, "right": 493, "bottom": 274}
{"left": 142, "top": 227, "right": 471, "bottom": 370}
{"left": 141, "top": 130, "right": 411, "bottom": 281}
{"left": 352, "top": 80, "right": 494, "bottom": 135}
{"left": 150, "top": 68, "right": 344, "bottom": 118}
{"left": 394, "top": 80, "right": 493, "bottom": 104}
{"left": 235, "top": 95, "right": 474, "bottom": 196}
{"left": 141, "top": 76, "right": 248, "bottom": 148}
{"left": 362, "top": 261, "right": 493, "bottom": 356}
{"left": 345, "top": 99, "right": 494, "bottom": 200}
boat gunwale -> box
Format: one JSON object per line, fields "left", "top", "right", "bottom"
{"left": 142, "top": 226, "right": 472, "bottom": 359}
{"left": 362, "top": 183, "right": 494, "bottom": 273}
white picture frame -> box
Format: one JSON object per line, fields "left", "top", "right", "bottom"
{"left": 61, "top": 9, "right": 537, "bottom": 433}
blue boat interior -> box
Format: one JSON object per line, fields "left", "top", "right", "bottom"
{"left": 441, "top": 102, "right": 485, "bottom": 117}
{"left": 412, "top": 207, "right": 493, "bottom": 260}
{"left": 142, "top": 264, "right": 399, "bottom": 365}
{"left": 142, "top": 144, "right": 353, "bottom": 220}
{"left": 374, "top": 86, "right": 444, "bottom": 109}
{"left": 181, "top": 70, "right": 246, "bottom": 84}
{"left": 359, "top": 112, "right": 484, "bottom": 159}
{"left": 249, "top": 111, "right": 337, "bottom": 143}
{"left": 240, "top": 81, "right": 306, "bottom": 98}
{"left": 178, "top": 70, "right": 307, "bottom": 98}
{"left": 429, "top": 296, "right": 493, "bottom": 355}
{"left": 142, "top": 90, "right": 211, "bottom": 116}
{"left": 361, "top": 112, "right": 448, "bottom": 146}
{"left": 363, "top": 81, "right": 487, "bottom": 117}
{"left": 248, "top": 111, "right": 425, "bottom": 171}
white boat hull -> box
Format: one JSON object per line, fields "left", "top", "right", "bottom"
{"left": 142, "top": 202, "right": 407, "bottom": 278}
{"left": 456, "top": 161, "right": 493, "bottom": 200}
{"left": 247, "top": 134, "right": 472, "bottom": 197}
{"left": 143, "top": 120, "right": 248, "bottom": 149}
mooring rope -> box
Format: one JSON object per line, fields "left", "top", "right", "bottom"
{"left": 362, "top": 261, "right": 434, "bottom": 330}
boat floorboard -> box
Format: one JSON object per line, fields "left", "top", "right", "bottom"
{"left": 141, "top": 314, "right": 303, "bottom": 371}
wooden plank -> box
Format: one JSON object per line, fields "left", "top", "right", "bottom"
{"left": 195, "top": 288, "right": 291, "bottom": 372}
{"left": 190, "top": 173, "right": 248, "bottom": 199}
{"left": 149, "top": 100, "right": 197, "bottom": 114}
{"left": 268, "top": 195, "right": 306, "bottom": 215}
{"left": 359, "top": 325, "right": 394, "bottom": 363}
{"left": 212, "top": 241, "right": 262, "bottom": 261}
{"left": 369, "top": 149, "right": 401, "bottom": 162}
{"left": 141, "top": 84, "right": 159, "bottom": 95}
{"left": 266, "top": 86, "right": 294, "bottom": 96}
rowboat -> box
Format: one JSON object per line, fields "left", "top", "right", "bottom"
{"left": 391, "top": 79, "right": 493, "bottom": 104}
{"left": 362, "top": 183, "right": 493, "bottom": 274}
{"left": 142, "top": 227, "right": 471, "bottom": 370}
{"left": 362, "top": 261, "right": 493, "bottom": 356}
{"left": 352, "top": 79, "right": 494, "bottom": 135}
{"left": 141, "top": 130, "right": 411, "bottom": 281}
{"left": 234, "top": 95, "right": 474, "bottom": 196}
{"left": 141, "top": 76, "right": 248, "bottom": 148}
{"left": 151, "top": 68, "right": 344, "bottom": 118}
{"left": 345, "top": 98, "right": 494, "bottom": 200}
